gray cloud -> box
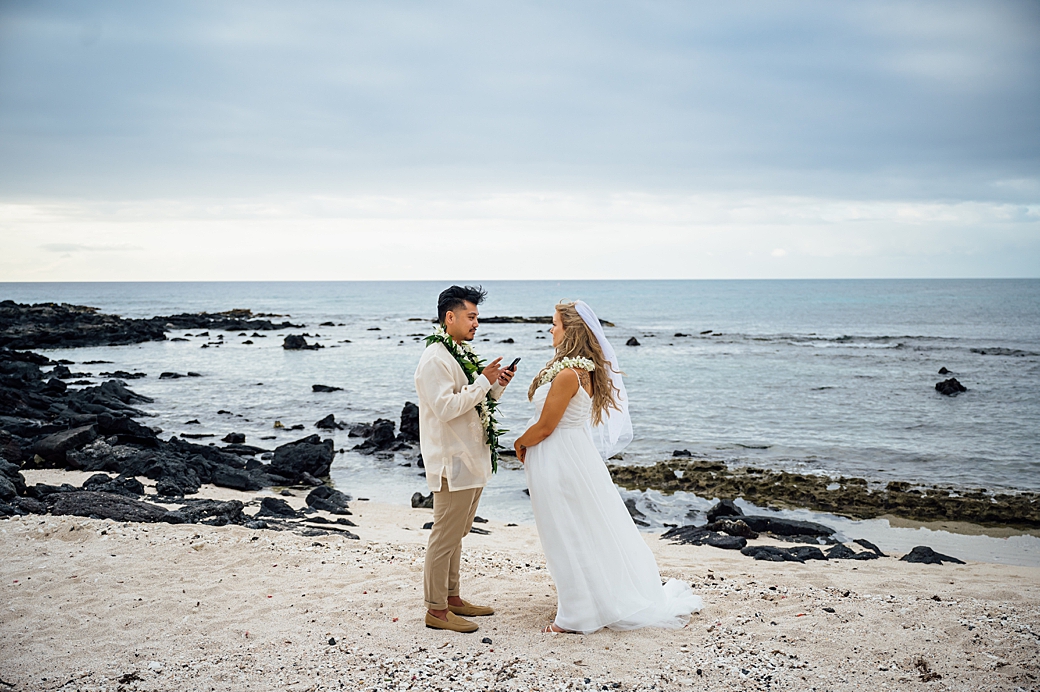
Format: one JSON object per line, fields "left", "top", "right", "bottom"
{"left": 0, "top": 1, "right": 1037, "bottom": 280}
{"left": 1, "top": 1, "right": 1037, "bottom": 202}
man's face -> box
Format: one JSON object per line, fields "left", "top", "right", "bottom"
{"left": 445, "top": 301, "right": 479, "bottom": 342}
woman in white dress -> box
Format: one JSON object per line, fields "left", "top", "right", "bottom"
{"left": 514, "top": 301, "right": 703, "bottom": 634}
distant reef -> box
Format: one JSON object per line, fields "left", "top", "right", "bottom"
{"left": 609, "top": 459, "right": 1040, "bottom": 529}
{"left": 0, "top": 301, "right": 303, "bottom": 350}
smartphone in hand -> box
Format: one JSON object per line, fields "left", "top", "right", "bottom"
{"left": 508, "top": 357, "right": 521, "bottom": 371}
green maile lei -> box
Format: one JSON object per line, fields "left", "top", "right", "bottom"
{"left": 424, "top": 324, "right": 507, "bottom": 473}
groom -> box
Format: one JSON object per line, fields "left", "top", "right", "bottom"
{"left": 414, "top": 285, "right": 515, "bottom": 633}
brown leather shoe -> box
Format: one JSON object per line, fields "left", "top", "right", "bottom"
{"left": 425, "top": 611, "right": 478, "bottom": 633}
{"left": 448, "top": 598, "right": 494, "bottom": 617}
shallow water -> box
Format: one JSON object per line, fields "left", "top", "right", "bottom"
{"left": 3, "top": 279, "right": 1038, "bottom": 565}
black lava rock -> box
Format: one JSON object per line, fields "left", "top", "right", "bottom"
{"left": 660, "top": 525, "right": 747, "bottom": 550}
{"left": 270, "top": 435, "right": 335, "bottom": 481}
{"left": 51, "top": 491, "right": 170, "bottom": 523}
{"left": 283, "top": 335, "right": 322, "bottom": 350}
{"left": 411, "top": 491, "right": 434, "bottom": 509}
{"left": 222, "top": 432, "right": 246, "bottom": 444}
{"left": 626, "top": 337, "right": 640, "bottom": 346}
{"left": 312, "top": 384, "right": 343, "bottom": 393}
{"left": 705, "top": 499, "right": 744, "bottom": 523}
{"left": 352, "top": 419, "right": 396, "bottom": 455}
{"left": 899, "top": 546, "right": 965, "bottom": 565}
{"left": 256, "top": 496, "right": 300, "bottom": 518}
{"left": 398, "top": 402, "right": 419, "bottom": 443}
{"left": 825, "top": 544, "right": 878, "bottom": 560}
{"left": 706, "top": 518, "right": 758, "bottom": 539}
{"left": 211, "top": 466, "right": 264, "bottom": 492}
{"left": 315, "top": 414, "right": 345, "bottom": 430}
{"left": 305, "top": 485, "right": 352, "bottom": 514}
{"left": 935, "top": 378, "right": 967, "bottom": 396}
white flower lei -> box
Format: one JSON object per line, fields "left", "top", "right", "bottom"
{"left": 539, "top": 356, "right": 596, "bottom": 386}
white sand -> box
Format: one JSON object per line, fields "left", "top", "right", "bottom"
{"left": 1, "top": 471, "right": 1038, "bottom": 691}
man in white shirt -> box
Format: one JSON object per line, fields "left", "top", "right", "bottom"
{"left": 414, "top": 285, "right": 515, "bottom": 633}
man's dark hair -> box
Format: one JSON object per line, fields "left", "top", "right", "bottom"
{"left": 437, "top": 285, "right": 487, "bottom": 323}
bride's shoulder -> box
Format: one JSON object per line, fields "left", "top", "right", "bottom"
{"left": 548, "top": 367, "right": 580, "bottom": 390}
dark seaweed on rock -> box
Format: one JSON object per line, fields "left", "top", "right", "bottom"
{"left": 609, "top": 459, "right": 1040, "bottom": 529}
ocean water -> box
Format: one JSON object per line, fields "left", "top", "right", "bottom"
{"left": 3, "top": 280, "right": 1039, "bottom": 565}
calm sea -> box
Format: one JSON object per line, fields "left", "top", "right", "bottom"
{"left": 3, "top": 280, "right": 1039, "bottom": 565}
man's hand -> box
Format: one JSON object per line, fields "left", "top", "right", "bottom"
{"left": 497, "top": 365, "right": 515, "bottom": 387}
{"left": 480, "top": 357, "right": 503, "bottom": 385}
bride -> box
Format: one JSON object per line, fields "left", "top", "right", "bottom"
{"left": 514, "top": 300, "right": 703, "bottom": 634}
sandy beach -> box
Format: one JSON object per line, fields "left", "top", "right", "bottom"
{"left": 2, "top": 471, "right": 1038, "bottom": 692}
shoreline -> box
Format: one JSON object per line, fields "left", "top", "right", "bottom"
{"left": 3, "top": 471, "right": 1039, "bottom": 691}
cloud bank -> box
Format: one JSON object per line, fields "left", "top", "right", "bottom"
{"left": 0, "top": 1, "right": 1037, "bottom": 280}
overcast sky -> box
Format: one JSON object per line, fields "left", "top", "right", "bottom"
{"left": 1, "top": 1, "right": 1038, "bottom": 281}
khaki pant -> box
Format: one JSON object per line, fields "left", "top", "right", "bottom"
{"left": 423, "top": 479, "right": 483, "bottom": 610}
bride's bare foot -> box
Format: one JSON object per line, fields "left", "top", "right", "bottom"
{"left": 542, "top": 622, "right": 575, "bottom": 633}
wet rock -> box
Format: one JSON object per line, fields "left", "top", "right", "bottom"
{"left": 660, "top": 525, "right": 747, "bottom": 550}
{"left": 411, "top": 491, "right": 434, "bottom": 509}
{"left": 706, "top": 518, "right": 758, "bottom": 539}
{"left": 81, "top": 473, "right": 145, "bottom": 497}
{"left": 825, "top": 544, "right": 879, "bottom": 560}
{"left": 312, "top": 384, "right": 343, "bottom": 393}
{"left": 0, "top": 474, "right": 16, "bottom": 502}
{"left": 738, "top": 515, "right": 835, "bottom": 537}
{"left": 154, "top": 309, "right": 302, "bottom": 332}
{"left": 899, "top": 546, "right": 965, "bottom": 565}
{"left": 31, "top": 425, "right": 98, "bottom": 464}
{"left": 155, "top": 478, "right": 187, "bottom": 497}
{"left": 624, "top": 497, "right": 649, "bottom": 526}
{"left": 740, "top": 545, "right": 805, "bottom": 562}
{"left": 399, "top": 402, "right": 419, "bottom": 443}
{"left": 270, "top": 435, "right": 334, "bottom": 481}
{"left": 164, "top": 499, "right": 245, "bottom": 525}
{"left": 0, "top": 459, "right": 27, "bottom": 497}
{"left": 315, "top": 414, "right": 345, "bottom": 430}
{"left": 672, "top": 449, "right": 692, "bottom": 457}
{"left": 626, "top": 337, "right": 640, "bottom": 346}
{"left": 222, "top": 432, "right": 246, "bottom": 444}
{"left": 935, "top": 378, "right": 967, "bottom": 396}
{"left": 51, "top": 491, "right": 170, "bottom": 522}
{"left": 99, "top": 371, "right": 147, "bottom": 380}
{"left": 938, "top": 366, "right": 949, "bottom": 375}
{"left": 11, "top": 496, "right": 47, "bottom": 514}
{"left": 352, "top": 419, "right": 396, "bottom": 454}
{"left": 853, "top": 538, "right": 887, "bottom": 557}
{"left": 0, "top": 301, "right": 168, "bottom": 349}
{"left": 305, "top": 485, "right": 352, "bottom": 514}
{"left": 211, "top": 465, "right": 265, "bottom": 492}
{"left": 256, "top": 497, "right": 300, "bottom": 518}
{"left": 25, "top": 482, "right": 79, "bottom": 499}
{"left": 706, "top": 499, "right": 744, "bottom": 522}
{"left": 283, "top": 335, "right": 322, "bottom": 350}
{"left": 348, "top": 423, "right": 373, "bottom": 438}
{"left": 159, "top": 372, "right": 184, "bottom": 379}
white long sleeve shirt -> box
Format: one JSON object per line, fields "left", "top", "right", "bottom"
{"left": 414, "top": 341, "right": 505, "bottom": 492}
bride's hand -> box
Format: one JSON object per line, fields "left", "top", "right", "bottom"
{"left": 514, "top": 440, "right": 526, "bottom": 464}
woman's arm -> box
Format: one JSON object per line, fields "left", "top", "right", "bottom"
{"left": 514, "top": 368, "right": 580, "bottom": 463}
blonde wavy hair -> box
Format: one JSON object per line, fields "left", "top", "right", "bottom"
{"left": 528, "top": 301, "right": 622, "bottom": 425}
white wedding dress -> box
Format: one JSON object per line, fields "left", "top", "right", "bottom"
{"left": 523, "top": 379, "right": 703, "bottom": 633}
